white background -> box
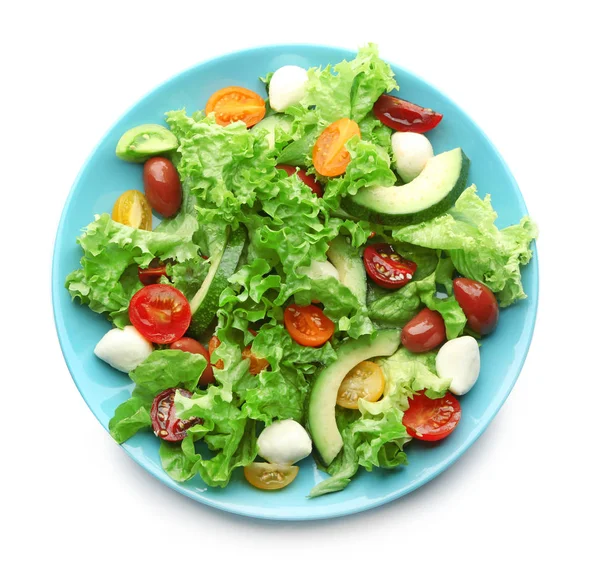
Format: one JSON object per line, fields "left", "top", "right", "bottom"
{"left": 3, "top": 1, "right": 598, "bottom": 572}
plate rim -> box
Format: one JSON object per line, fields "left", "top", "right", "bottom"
{"left": 52, "top": 43, "right": 539, "bottom": 521}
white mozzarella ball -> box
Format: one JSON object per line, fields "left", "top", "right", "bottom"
{"left": 257, "top": 419, "right": 312, "bottom": 464}
{"left": 391, "top": 132, "right": 434, "bottom": 183}
{"left": 436, "top": 336, "right": 481, "bottom": 395}
{"left": 94, "top": 326, "right": 153, "bottom": 373}
{"left": 298, "top": 259, "right": 340, "bottom": 282}
{"left": 268, "top": 65, "right": 309, "bottom": 112}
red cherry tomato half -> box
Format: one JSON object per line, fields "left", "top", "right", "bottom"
{"left": 151, "top": 388, "right": 202, "bottom": 442}
{"left": 129, "top": 284, "right": 191, "bottom": 344}
{"left": 403, "top": 392, "right": 461, "bottom": 441}
{"left": 277, "top": 164, "right": 323, "bottom": 197}
{"left": 401, "top": 308, "right": 446, "bottom": 353}
{"left": 138, "top": 262, "right": 169, "bottom": 286}
{"left": 363, "top": 243, "right": 417, "bottom": 289}
{"left": 284, "top": 304, "right": 335, "bottom": 347}
{"left": 143, "top": 157, "right": 182, "bottom": 218}
{"left": 373, "top": 94, "right": 443, "bottom": 133}
{"left": 169, "top": 337, "right": 215, "bottom": 386}
{"left": 453, "top": 278, "right": 499, "bottom": 335}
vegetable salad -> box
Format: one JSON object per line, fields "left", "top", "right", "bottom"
{"left": 66, "top": 44, "right": 537, "bottom": 497}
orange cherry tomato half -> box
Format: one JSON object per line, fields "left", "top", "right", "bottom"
{"left": 403, "top": 392, "right": 461, "bottom": 441}
{"left": 169, "top": 337, "right": 214, "bottom": 386}
{"left": 242, "top": 346, "right": 269, "bottom": 375}
{"left": 129, "top": 284, "right": 191, "bottom": 344}
{"left": 312, "top": 118, "right": 360, "bottom": 177}
{"left": 208, "top": 335, "right": 224, "bottom": 370}
{"left": 244, "top": 463, "right": 299, "bottom": 490}
{"left": 112, "top": 189, "right": 152, "bottom": 230}
{"left": 205, "top": 86, "right": 266, "bottom": 127}
{"left": 336, "top": 361, "right": 385, "bottom": 409}
{"left": 283, "top": 304, "right": 335, "bottom": 347}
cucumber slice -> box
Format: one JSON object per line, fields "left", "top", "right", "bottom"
{"left": 116, "top": 124, "right": 179, "bottom": 163}
{"left": 342, "top": 148, "right": 470, "bottom": 225}
{"left": 308, "top": 330, "right": 400, "bottom": 465}
{"left": 187, "top": 227, "right": 246, "bottom": 338}
{"left": 327, "top": 236, "right": 367, "bottom": 306}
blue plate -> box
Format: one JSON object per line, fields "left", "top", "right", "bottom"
{"left": 52, "top": 45, "right": 538, "bottom": 521}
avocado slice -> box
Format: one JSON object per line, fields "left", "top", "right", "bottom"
{"left": 308, "top": 330, "right": 400, "bottom": 465}
{"left": 342, "top": 148, "right": 470, "bottom": 225}
{"left": 327, "top": 236, "right": 367, "bottom": 307}
{"left": 116, "top": 124, "right": 179, "bottom": 163}
{"left": 186, "top": 227, "right": 246, "bottom": 339}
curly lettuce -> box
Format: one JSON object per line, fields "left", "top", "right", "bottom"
{"left": 65, "top": 214, "right": 201, "bottom": 327}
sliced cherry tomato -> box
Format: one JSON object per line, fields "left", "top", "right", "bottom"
{"left": 363, "top": 243, "right": 417, "bottom": 289}
{"left": 112, "top": 189, "right": 152, "bottom": 230}
{"left": 138, "top": 260, "right": 169, "bottom": 286}
{"left": 244, "top": 463, "right": 299, "bottom": 490}
{"left": 277, "top": 164, "right": 323, "bottom": 197}
{"left": 205, "top": 86, "right": 266, "bottom": 127}
{"left": 401, "top": 308, "right": 446, "bottom": 353}
{"left": 283, "top": 304, "right": 335, "bottom": 347}
{"left": 453, "top": 278, "right": 499, "bottom": 335}
{"left": 403, "top": 392, "right": 461, "bottom": 441}
{"left": 373, "top": 94, "right": 443, "bottom": 133}
{"left": 170, "top": 337, "right": 214, "bottom": 386}
{"left": 242, "top": 346, "right": 269, "bottom": 375}
{"left": 312, "top": 118, "right": 360, "bottom": 177}
{"left": 128, "top": 284, "right": 191, "bottom": 344}
{"left": 368, "top": 231, "right": 376, "bottom": 239}
{"left": 337, "top": 361, "right": 385, "bottom": 409}
{"left": 208, "top": 335, "right": 224, "bottom": 370}
{"left": 150, "top": 388, "right": 202, "bottom": 442}
{"left": 143, "top": 157, "right": 182, "bottom": 217}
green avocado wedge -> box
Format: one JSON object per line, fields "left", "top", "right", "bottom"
{"left": 186, "top": 227, "right": 246, "bottom": 339}
{"left": 342, "top": 148, "right": 470, "bottom": 225}
{"left": 327, "top": 236, "right": 367, "bottom": 307}
{"left": 308, "top": 330, "right": 400, "bottom": 466}
{"left": 116, "top": 124, "right": 179, "bottom": 162}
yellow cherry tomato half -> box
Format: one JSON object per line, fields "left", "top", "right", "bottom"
{"left": 112, "top": 189, "right": 152, "bottom": 230}
{"left": 336, "top": 360, "right": 385, "bottom": 409}
{"left": 243, "top": 463, "right": 299, "bottom": 491}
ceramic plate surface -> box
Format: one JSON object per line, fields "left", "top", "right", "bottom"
{"left": 52, "top": 45, "right": 538, "bottom": 520}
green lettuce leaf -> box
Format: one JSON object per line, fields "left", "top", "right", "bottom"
{"left": 172, "top": 386, "right": 258, "bottom": 487}
{"left": 302, "top": 43, "right": 397, "bottom": 124}
{"left": 323, "top": 138, "right": 397, "bottom": 210}
{"left": 66, "top": 213, "right": 200, "bottom": 327}
{"left": 165, "top": 111, "right": 278, "bottom": 224}
{"left": 309, "top": 408, "right": 410, "bottom": 498}
{"left": 392, "top": 186, "right": 537, "bottom": 307}
{"left": 108, "top": 350, "right": 207, "bottom": 443}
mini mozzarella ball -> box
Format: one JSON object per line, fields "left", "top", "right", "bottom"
{"left": 298, "top": 259, "right": 340, "bottom": 282}
{"left": 391, "top": 132, "right": 434, "bottom": 183}
{"left": 257, "top": 419, "right": 312, "bottom": 464}
{"left": 94, "top": 326, "right": 153, "bottom": 373}
{"left": 268, "top": 65, "right": 309, "bottom": 112}
{"left": 436, "top": 336, "right": 480, "bottom": 395}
